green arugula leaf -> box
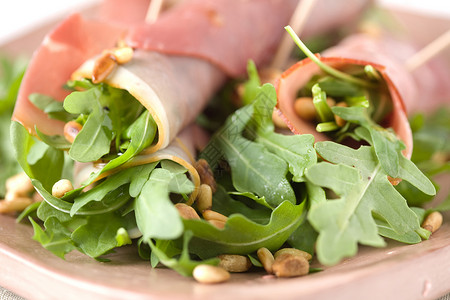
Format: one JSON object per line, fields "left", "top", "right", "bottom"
{"left": 257, "top": 132, "right": 316, "bottom": 182}
{"left": 64, "top": 87, "right": 114, "bottom": 162}
{"left": 71, "top": 212, "right": 134, "bottom": 258}
{"left": 182, "top": 200, "right": 305, "bottom": 259}
{"left": 116, "top": 228, "right": 132, "bottom": 247}
{"left": 241, "top": 60, "right": 262, "bottom": 106}
{"left": 229, "top": 191, "right": 273, "bottom": 209}
{"left": 11, "top": 121, "right": 64, "bottom": 191}
{"left": 204, "top": 85, "right": 296, "bottom": 207}
{"left": 101, "top": 110, "right": 156, "bottom": 173}
{"left": 148, "top": 231, "right": 219, "bottom": 277}
{"left": 317, "top": 76, "right": 364, "bottom": 98}
{"left": 35, "top": 127, "right": 71, "bottom": 150}
{"left": 212, "top": 186, "right": 272, "bottom": 224}
{"left": 332, "top": 105, "right": 405, "bottom": 177}
{"left": 306, "top": 142, "right": 435, "bottom": 265}
{"left": 135, "top": 168, "right": 184, "bottom": 240}
{"left": 29, "top": 217, "right": 78, "bottom": 259}
{"left": 29, "top": 93, "right": 76, "bottom": 122}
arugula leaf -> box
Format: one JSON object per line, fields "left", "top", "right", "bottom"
{"left": 204, "top": 85, "right": 298, "bottom": 207}
{"left": 64, "top": 87, "right": 114, "bottom": 162}
{"left": 241, "top": 60, "right": 262, "bottom": 106}
{"left": 11, "top": 121, "right": 64, "bottom": 191}
{"left": 29, "top": 93, "right": 76, "bottom": 122}
{"left": 29, "top": 216, "right": 78, "bottom": 259}
{"left": 148, "top": 231, "right": 219, "bottom": 277}
{"left": 333, "top": 105, "right": 405, "bottom": 177}
{"left": 71, "top": 212, "right": 135, "bottom": 258}
{"left": 0, "top": 55, "right": 26, "bottom": 196}
{"left": 182, "top": 200, "right": 305, "bottom": 259}
{"left": 306, "top": 141, "right": 435, "bottom": 265}
{"left": 101, "top": 110, "right": 156, "bottom": 173}
{"left": 135, "top": 168, "right": 192, "bottom": 240}
{"left": 212, "top": 186, "right": 272, "bottom": 224}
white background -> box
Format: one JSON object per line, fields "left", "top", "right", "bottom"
{"left": 0, "top": 0, "right": 449, "bottom": 46}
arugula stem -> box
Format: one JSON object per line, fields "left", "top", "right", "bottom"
{"left": 316, "top": 122, "right": 340, "bottom": 132}
{"left": 285, "top": 26, "right": 376, "bottom": 89}
{"left": 312, "top": 84, "right": 334, "bottom": 122}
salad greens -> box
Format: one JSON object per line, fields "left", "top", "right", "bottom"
{"left": 0, "top": 54, "right": 27, "bottom": 197}
{"left": 3, "top": 29, "right": 447, "bottom": 279}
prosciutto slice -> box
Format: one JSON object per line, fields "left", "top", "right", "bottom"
{"left": 13, "top": 0, "right": 372, "bottom": 153}
{"left": 322, "top": 34, "right": 450, "bottom": 114}
{"left": 126, "top": 0, "right": 372, "bottom": 77}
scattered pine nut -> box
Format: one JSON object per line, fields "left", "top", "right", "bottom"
{"left": 52, "top": 179, "right": 74, "bottom": 198}
{"left": 175, "top": 203, "right": 200, "bottom": 220}
{"left": 326, "top": 97, "right": 336, "bottom": 107}
{"left": 196, "top": 184, "right": 213, "bottom": 212}
{"left": 203, "top": 210, "right": 228, "bottom": 223}
{"left": 272, "top": 108, "right": 289, "bottom": 129}
{"left": 109, "top": 46, "right": 133, "bottom": 64}
{"left": 422, "top": 211, "right": 443, "bottom": 233}
{"left": 208, "top": 219, "right": 226, "bottom": 229}
{"left": 274, "top": 248, "right": 312, "bottom": 261}
{"left": 334, "top": 102, "right": 348, "bottom": 127}
{"left": 387, "top": 176, "right": 402, "bottom": 186}
{"left": 294, "top": 97, "right": 316, "bottom": 121}
{"left": 194, "top": 159, "right": 217, "bottom": 193}
{"left": 272, "top": 254, "right": 309, "bottom": 278}
{"left": 218, "top": 254, "right": 252, "bottom": 273}
{"left": 0, "top": 197, "right": 33, "bottom": 214}
{"left": 193, "top": 264, "right": 230, "bottom": 284}
{"left": 92, "top": 52, "right": 117, "bottom": 84}
{"left": 257, "top": 247, "right": 275, "bottom": 274}
{"left": 6, "top": 172, "right": 33, "bottom": 197}
{"left": 64, "top": 121, "right": 83, "bottom": 143}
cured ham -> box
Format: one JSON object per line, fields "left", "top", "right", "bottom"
{"left": 322, "top": 33, "right": 450, "bottom": 114}
{"left": 13, "top": 0, "right": 372, "bottom": 153}
{"left": 275, "top": 30, "right": 450, "bottom": 158}
{"left": 125, "top": 0, "right": 372, "bottom": 77}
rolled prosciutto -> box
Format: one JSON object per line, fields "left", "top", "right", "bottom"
{"left": 275, "top": 31, "right": 449, "bottom": 159}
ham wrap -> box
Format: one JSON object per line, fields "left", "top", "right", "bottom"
{"left": 274, "top": 31, "right": 449, "bottom": 159}
{"left": 276, "top": 55, "right": 413, "bottom": 158}
{"left": 13, "top": 0, "right": 373, "bottom": 162}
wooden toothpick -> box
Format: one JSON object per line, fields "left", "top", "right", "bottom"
{"left": 405, "top": 29, "right": 450, "bottom": 72}
{"left": 145, "top": 0, "right": 164, "bottom": 24}
{"left": 270, "top": 0, "right": 318, "bottom": 70}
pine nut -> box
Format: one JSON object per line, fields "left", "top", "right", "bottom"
{"left": 64, "top": 121, "right": 83, "bottom": 143}
{"left": 422, "top": 211, "right": 443, "bottom": 233}
{"left": 326, "top": 97, "right": 336, "bottom": 107}
{"left": 175, "top": 203, "right": 200, "bottom": 220}
{"left": 294, "top": 97, "right": 316, "bottom": 121}
{"left": 6, "top": 172, "right": 33, "bottom": 197}
{"left": 257, "top": 247, "right": 275, "bottom": 274}
{"left": 203, "top": 210, "right": 228, "bottom": 223}
{"left": 92, "top": 52, "right": 117, "bottom": 84}
{"left": 52, "top": 179, "right": 74, "bottom": 198}
{"left": 208, "top": 219, "right": 226, "bottom": 229}
{"left": 0, "top": 197, "right": 33, "bottom": 213}
{"left": 194, "top": 159, "right": 217, "bottom": 193}
{"left": 193, "top": 264, "right": 230, "bottom": 284}
{"left": 109, "top": 46, "right": 133, "bottom": 64}
{"left": 272, "top": 108, "right": 288, "bottom": 129}
{"left": 196, "top": 184, "right": 212, "bottom": 212}
{"left": 274, "top": 248, "right": 312, "bottom": 261}
{"left": 334, "top": 102, "right": 347, "bottom": 127}
{"left": 272, "top": 254, "right": 309, "bottom": 278}
{"left": 218, "top": 254, "right": 252, "bottom": 273}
